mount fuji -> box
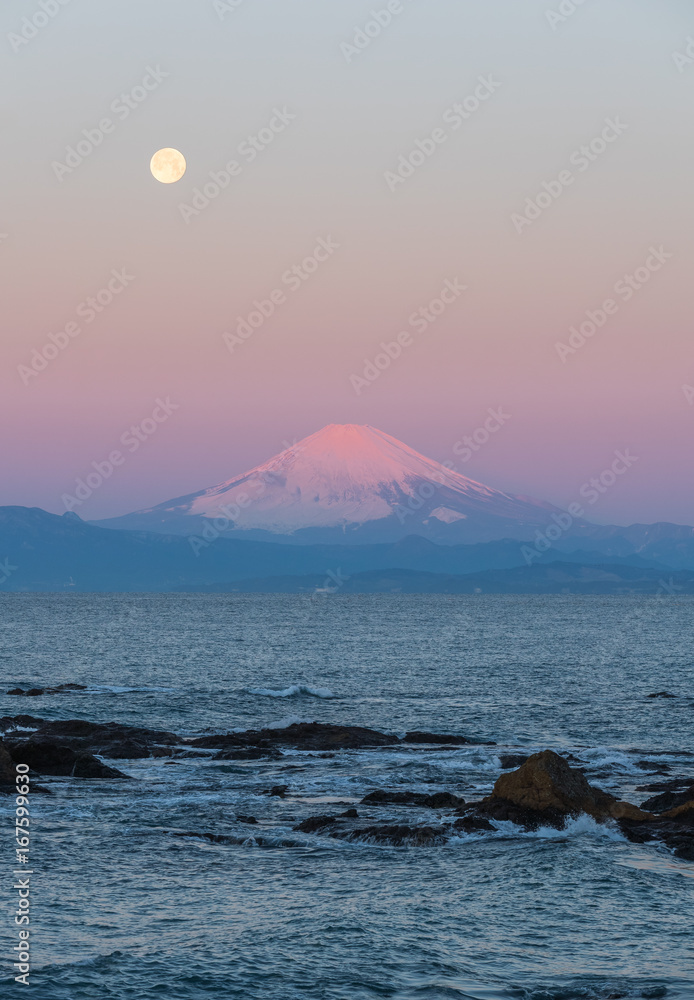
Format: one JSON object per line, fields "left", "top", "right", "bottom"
{"left": 95, "top": 424, "right": 577, "bottom": 545}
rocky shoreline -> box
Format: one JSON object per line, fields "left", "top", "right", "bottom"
{"left": 1, "top": 716, "right": 692, "bottom": 861}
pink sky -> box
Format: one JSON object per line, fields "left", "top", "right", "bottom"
{"left": 2, "top": 1, "right": 693, "bottom": 524}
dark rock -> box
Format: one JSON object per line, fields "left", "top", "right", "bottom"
{"left": 237, "top": 815, "right": 258, "bottom": 825}
{"left": 7, "top": 683, "right": 88, "bottom": 696}
{"left": 641, "top": 784, "right": 694, "bottom": 813}
{"left": 336, "top": 824, "right": 446, "bottom": 846}
{"left": 339, "top": 808, "right": 358, "bottom": 818}
{"left": 403, "top": 731, "right": 472, "bottom": 745}
{"left": 267, "top": 785, "right": 288, "bottom": 798}
{"left": 5, "top": 719, "right": 181, "bottom": 759}
{"left": 361, "top": 789, "right": 465, "bottom": 809}
{"left": 294, "top": 814, "right": 339, "bottom": 833}
{"left": 0, "top": 716, "right": 46, "bottom": 732}
{"left": 498, "top": 753, "right": 530, "bottom": 769}
{"left": 213, "top": 746, "right": 282, "bottom": 761}
{"left": 647, "top": 691, "right": 677, "bottom": 698}
{"left": 453, "top": 814, "right": 495, "bottom": 833}
{"left": 635, "top": 760, "right": 671, "bottom": 774}
{"left": 0, "top": 739, "right": 16, "bottom": 784}
{"left": 620, "top": 803, "right": 694, "bottom": 861}
{"left": 476, "top": 750, "right": 651, "bottom": 830}
{"left": 5, "top": 740, "right": 130, "bottom": 779}
{"left": 636, "top": 777, "right": 692, "bottom": 793}
{"left": 190, "top": 722, "right": 400, "bottom": 752}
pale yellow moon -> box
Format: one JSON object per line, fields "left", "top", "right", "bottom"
{"left": 150, "top": 148, "right": 186, "bottom": 184}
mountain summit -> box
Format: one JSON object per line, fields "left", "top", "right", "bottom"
{"left": 95, "top": 424, "right": 572, "bottom": 544}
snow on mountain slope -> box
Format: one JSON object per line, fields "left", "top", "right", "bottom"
{"left": 131, "top": 424, "right": 565, "bottom": 536}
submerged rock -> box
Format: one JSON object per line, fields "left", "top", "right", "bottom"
{"left": 294, "top": 815, "right": 339, "bottom": 833}
{"left": 361, "top": 789, "right": 465, "bottom": 809}
{"left": 453, "top": 814, "right": 495, "bottom": 833}
{"left": 266, "top": 785, "right": 288, "bottom": 798}
{"left": 476, "top": 750, "right": 652, "bottom": 830}
{"left": 646, "top": 691, "right": 677, "bottom": 698}
{"left": 336, "top": 824, "right": 447, "bottom": 846}
{"left": 498, "top": 753, "right": 530, "bottom": 769}
{"left": 7, "top": 684, "right": 88, "bottom": 696}
{"left": 402, "top": 731, "right": 474, "bottom": 745}
{"left": 213, "top": 746, "right": 282, "bottom": 761}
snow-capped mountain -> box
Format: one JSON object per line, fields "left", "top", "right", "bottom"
{"left": 95, "top": 424, "right": 575, "bottom": 545}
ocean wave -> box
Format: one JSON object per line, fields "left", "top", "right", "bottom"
{"left": 489, "top": 813, "right": 627, "bottom": 843}
{"left": 265, "top": 714, "right": 315, "bottom": 729}
{"left": 245, "top": 683, "right": 335, "bottom": 699}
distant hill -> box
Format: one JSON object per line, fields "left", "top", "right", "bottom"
{"left": 178, "top": 564, "right": 694, "bottom": 596}
{"left": 0, "top": 505, "right": 690, "bottom": 593}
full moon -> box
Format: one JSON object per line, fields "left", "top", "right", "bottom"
{"left": 150, "top": 148, "right": 186, "bottom": 184}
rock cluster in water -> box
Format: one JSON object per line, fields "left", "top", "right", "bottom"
{"left": 0, "top": 717, "right": 691, "bottom": 860}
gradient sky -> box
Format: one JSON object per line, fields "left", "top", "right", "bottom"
{"left": 2, "top": 0, "right": 693, "bottom": 523}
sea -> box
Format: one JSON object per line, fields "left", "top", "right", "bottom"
{"left": 0, "top": 594, "right": 692, "bottom": 1000}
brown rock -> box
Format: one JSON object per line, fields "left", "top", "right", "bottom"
{"left": 608, "top": 800, "right": 653, "bottom": 822}
{"left": 663, "top": 800, "right": 694, "bottom": 823}
{"left": 483, "top": 750, "right": 651, "bottom": 827}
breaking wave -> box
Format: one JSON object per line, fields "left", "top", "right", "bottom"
{"left": 245, "top": 683, "right": 335, "bottom": 699}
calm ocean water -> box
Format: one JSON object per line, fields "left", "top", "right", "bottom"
{"left": 1, "top": 594, "right": 692, "bottom": 1000}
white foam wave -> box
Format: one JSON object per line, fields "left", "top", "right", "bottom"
{"left": 491, "top": 813, "right": 627, "bottom": 842}
{"left": 246, "top": 683, "right": 335, "bottom": 699}
{"left": 265, "top": 715, "right": 315, "bottom": 730}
